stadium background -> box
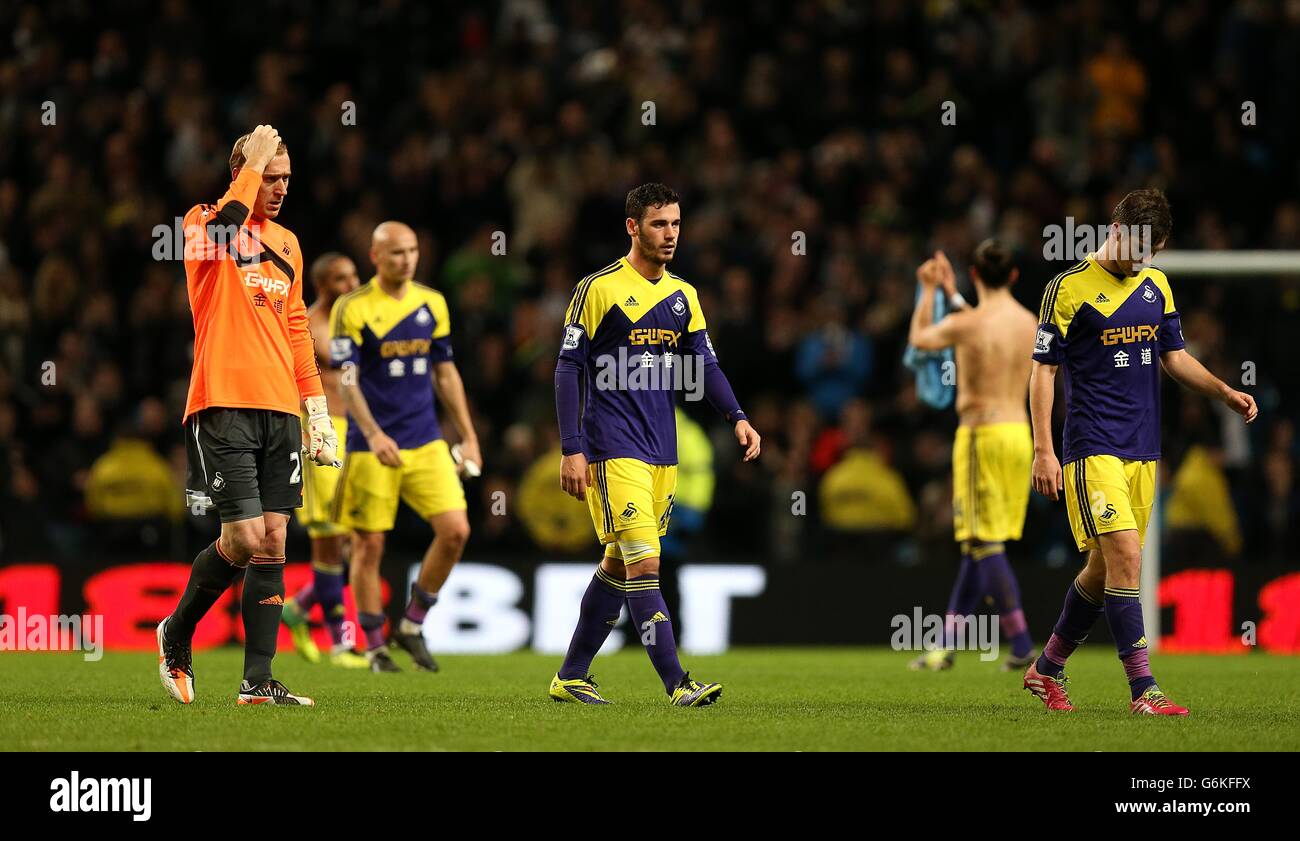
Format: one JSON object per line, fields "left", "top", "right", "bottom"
{"left": 0, "top": 0, "right": 1297, "bottom": 652}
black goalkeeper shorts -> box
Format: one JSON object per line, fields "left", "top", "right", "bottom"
{"left": 185, "top": 407, "right": 303, "bottom": 522}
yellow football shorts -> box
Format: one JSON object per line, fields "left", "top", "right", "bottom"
{"left": 952, "top": 422, "right": 1032, "bottom": 543}
{"left": 333, "top": 438, "right": 466, "bottom": 533}
{"left": 296, "top": 414, "right": 349, "bottom": 538}
{"left": 586, "top": 457, "right": 677, "bottom": 565}
{"left": 1063, "top": 454, "right": 1156, "bottom": 551}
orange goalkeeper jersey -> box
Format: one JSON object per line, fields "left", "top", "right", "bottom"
{"left": 182, "top": 167, "right": 322, "bottom": 422}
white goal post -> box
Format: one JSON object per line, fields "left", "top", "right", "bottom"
{"left": 1136, "top": 250, "right": 1300, "bottom": 651}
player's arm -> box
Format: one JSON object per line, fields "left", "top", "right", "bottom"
{"left": 1161, "top": 350, "right": 1257, "bottom": 422}
{"left": 909, "top": 250, "right": 965, "bottom": 350}
{"left": 556, "top": 291, "right": 591, "bottom": 500}
{"left": 330, "top": 293, "right": 402, "bottom": 467}
{"left": 1030, "top": 276, "right": 1069, "bottom": 500}
{"left": 1029, "top": 361, "right": 1062, "bottom": 500}
{"left": 1150, "top": 273, "right": 1257, "bottom": 423}
{"left": 684, "top": 290, "right": 760, "bottom": 462}
{"left": 424, "top": 293, "right": 480, "bottom": 470}
{"left": 432, "top": 361, "right": 481, "bottom": 467}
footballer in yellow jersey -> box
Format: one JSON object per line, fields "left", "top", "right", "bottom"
{"left": 549, "top": 184, "right": 761, "bottom": 707}
{"left": 331, "top": 221, "right": 480, "bottom": 674}
{"left": 1025, "top": 189, "right": 1256, "bottom": 715}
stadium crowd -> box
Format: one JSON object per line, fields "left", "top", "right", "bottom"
{"left": 1, "top": 0, "right": 1298, "bottom": 567}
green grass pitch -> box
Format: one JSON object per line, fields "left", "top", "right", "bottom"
{"left": 2, "top": 647, "right": 1296, "bottom": 751}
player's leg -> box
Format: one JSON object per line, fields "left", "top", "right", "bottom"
{"left": 391, "top": 439, "right": 470, "bottom": 671}
{"left": 973, "top": 424, "right": 1034, "bottom": 667}
{"left": 286, "top": 414, "right": 362, "bottom": 665}
{"left": 1101, "top": 460, "right": 1186, "bottom": 715}
{"left": 161, "top": 410, "right": 265, "bottom": 704}
{"left": 550, "top": 462, "right": 625, "bottom": 704}
{"left": 311, "top": 536, "right": 366, "bottom": 666}
{"left": 917, "top": 426, "right": 980, "bottom": 670}
{"left": 335, "top": 448, "right": 402, "bottom": 672}
{"left": 233, "top": 410, "right": 315, "bottom": 705}
{"left": 282, "top": 534, "right": 323, "bottom": 664}
{"left": 911, "top": 541, "right": 981, "bottom": 670}
{"left": 621, "top": 462, "right": 720, "bottom": 706}
{"left": 1024, "top": 457, "right": 1110, "bottom": 710}
{"left": 236, "top": 510, "right": 318, "bottom": 704}
{"left": 350, "top": 529, "right": 399, "bottom": 672}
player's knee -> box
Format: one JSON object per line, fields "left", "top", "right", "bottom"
{"left": 627, "top": 555, "right": 661, "bottom": 576}
{"left": 599, "top": 553, "right": 627, "bottom": 580}
{"left": 439, "top": 520, "right": 470, "bottom": 551}
{"left": 352, "top": 531, "right": 385, "bottom": 566}
{"left": 617, "top": 528, "right": 660, "bottom": 571}
{"left": 222, "top": 522, "right": 264, "bottom": 563}
{"left": 260, "top": 525, "right": 288, "bottom": 558}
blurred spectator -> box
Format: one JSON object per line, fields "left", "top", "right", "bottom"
{"left": 662, "top": 408, "right": 714, "bottom": 561}
{"left": 1165, "top": 445, "right": 1242, "bottom": 558}
{"left": 796, "top": 295, "right": 873, "bottom": 421}
{"left": 84, "top": 423, "right": 182, "bottom": 522}
{"left": 516, "top": 445, "right": 595, "bottom": 555}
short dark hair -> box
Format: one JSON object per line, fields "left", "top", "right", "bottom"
{"left": 1112, "top": 188, "right": 1172, "bottom": 249}
{"left": 625, "top": 183, "right": 680, "bottom": 223}
{"left": 310, "top": 252, "right": 348, "bottom": 289}
{"left": 971, "top": 238, "right": 1015, "bottom": 288}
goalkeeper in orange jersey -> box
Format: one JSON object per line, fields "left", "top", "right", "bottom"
{"left": 157, "top": 125, "right": 341, "bottom": 706}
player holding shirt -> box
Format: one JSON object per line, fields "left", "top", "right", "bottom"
{"left": 331, "top": 221, "right": 480, "bottom": 674}
{"left": 281, "top": 252, "right": 368, "bottom": 669}
{"left": 160, "top": 125, "right": 341, "bottom": 707}
{"left": 550, "top": 183, "right": 761, "bottom": 707}
{"left": 1025, "top": 189, "right": 1257, "bottom": 714}
{"left": 906, "top": 241, "right": 1038, "bottom": 672}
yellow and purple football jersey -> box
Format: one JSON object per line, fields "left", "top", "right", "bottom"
{"left": 1033, "top": 255, "right": 1184, "bottom": 464}
{"left": 329, "top": 278, "right": 453, "bottom": 453}
{"left": 558, "top": 258, "right": 740, "bottom": 465}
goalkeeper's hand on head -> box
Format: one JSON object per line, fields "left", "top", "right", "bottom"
{"left": 304, "top": 396, "right": 342, "bottom": 467}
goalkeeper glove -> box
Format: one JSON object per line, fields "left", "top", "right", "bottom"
{"left": 304, "top": 395, "right": 341, "bottom": 467}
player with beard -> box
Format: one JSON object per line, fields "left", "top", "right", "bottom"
{"left": 549, "top": 183, "right": 761, "bottom": 706}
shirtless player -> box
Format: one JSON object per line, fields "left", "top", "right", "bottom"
{"left": 906, "top": 241, "right": 1038, "bottom": 670}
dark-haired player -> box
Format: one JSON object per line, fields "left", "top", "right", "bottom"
{"left": 1026, "top": 189, "right": 1257, "bottom": 714}
{"left": 281, "top": 252, "right": 368, "bottom": 668}
{"left": 550, "top": 183, "right": 760, "bottom": 706}
{"left": 160, "top": 125, "right": 341, "bottom": 706}
{"left": 907, "top": 241, "right": 1038, "bottom": 671}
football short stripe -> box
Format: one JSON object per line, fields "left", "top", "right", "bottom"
{"left": 1075, "top": 460, "right": 1096, "bottom": 538}
{"left": 968, "top": 426, "right": 979, "bottom": 534}
{"left": 597, "top": 463, "right": 614, "bottom": 535}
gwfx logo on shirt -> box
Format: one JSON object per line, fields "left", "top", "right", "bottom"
{"left": 1100, "top": 324, "right": 1159, "bottom": 345}
{"left": 627, "top": 328, "right": 681, "bottom": 347}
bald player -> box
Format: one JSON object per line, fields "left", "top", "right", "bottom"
{"left": 907, "top": 241, "right": 1038, "bottom": 671}
{"left": 329, "top": 222, "right": 481, "bottom": 673}
{"left": 282, "top": 252, "right": 369, "bottom": 668}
